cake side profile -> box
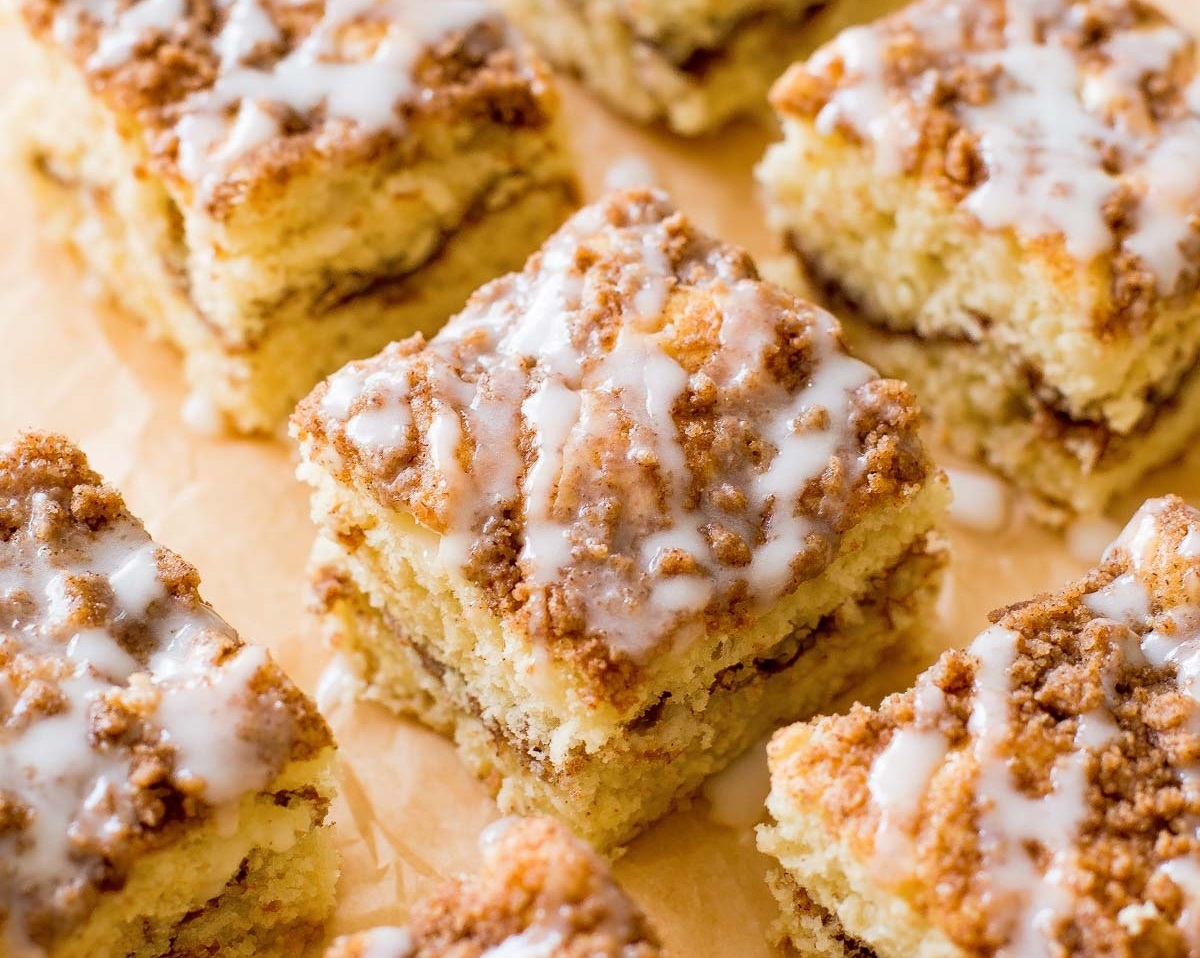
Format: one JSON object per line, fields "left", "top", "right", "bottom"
{"left": 494, "top": 0, "right": 906, "bottom": 135}
{"left": 9, "top": 0, "right": 578, "bottom": 431}
{"left": 759, "top": 495, "right": 1200, "bottom": 957}
{"left": 0, "top": 432, "right": 338, "bottom": 958}
{"left": 294, "top": 189, "right": 948, "bottom": 849}
{"left": 761, "top": 0, "right": 1200, "bottom": 518}
{"left": 324, "top": 818, "right": 663, "bottom": 958}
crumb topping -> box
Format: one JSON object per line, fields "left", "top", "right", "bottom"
{"left": 22, "top": 0, "right": 547, "bottom": 211}
{"left": 0, "top": 433, "right": 331, "bottom": 951}
{"left": 294, "top": 189, "right": 931, "bottom": 671}
{"left": 774, "top": 0, "right": 1200, "bottom": 308}
{"left": 768, "top": 495, "right": 1200, "bottom": 956}
{"left": 324, "top": 817, "right": 663, "bottom": 958}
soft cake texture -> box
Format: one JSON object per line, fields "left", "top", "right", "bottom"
{"left": 324, "top": 818, "right": 663, "bottom": 958}
{"left": 0, "top": 432, "right": 337, "bottom": 957}
{"left": 8, "top": 0, "right": 578, "bottom": 432}
{"left": 761, "top": 0, "right": 1200, "bottom": 519}
{"left": 294, "top": 189, "right": 948, "bottom": 851}
{"left": 759, "top": 496, "right": 1200, "bottom": 957}
{"left": 493, "top": 0, "right": 905, "bottom": 135}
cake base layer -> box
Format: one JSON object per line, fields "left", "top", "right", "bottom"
{"left": 315, "top": 538, "right": 944, "bottom": 851}
{"left": 496, "top": 0, "right": 902, "bottom": 135}
{"left": 764, "top": 870, "right": 880, "bottom": 958}
{"left": 46, "top": 754, "right": 339, "bottom": 958}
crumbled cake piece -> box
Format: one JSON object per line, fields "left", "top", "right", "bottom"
{"left": 9, "top": 0, "right": 578, "bottom": 432}
{"left": 293, "top": 188, "right": 948, "bottom": 850}
{"left": 494, "top": 0, "right": 906, "bottom": 135}
{"left": 0, "top": 432, "right": 338, "bottom": 958}
{"left": 324, "top": 818, "right": 663, "bottom": 958}
{"left": 759, "top": 494, "right": 1200, "bottom": 957}
{"left": 761, "top": 0, "right": 1200, "bottom": 519}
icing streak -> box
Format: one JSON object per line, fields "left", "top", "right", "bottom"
{"left": 810, "top": 0, "right": 1200, "bottom": 291}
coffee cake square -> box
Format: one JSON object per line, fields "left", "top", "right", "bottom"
{"left": 8, "top": 0, "right": 578, "bottom": 432}
{"left": 325, "top": 818, "right": 663, "bottom": 958}
{"left": 0, "top": 433, "right": 337, "bottom": 957}
{"left": 293, "top": 189, "right": 948, "bottom": 851}
{"left": 760, "top": 495, "right": 1200, "bottom": 957}
{"left": 761, "top": 0, "right": 1200, "bottom": 519}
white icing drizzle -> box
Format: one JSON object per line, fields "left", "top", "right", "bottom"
{"left": 314, "top": 652, "right": 363, "bottom": 716}
{"left": 809, "top": 0, "right": 1200, "bottom": 288}
{"left": 479, "top": 930, "right": 564, "bottom": 958}
{"left": 1159, "top": 858, "right": 1200, "bottom": 950}
{"left": 319, "top": 196, "right": 877, "bottom": 660}
{"left": 0, "top": 479, "right": 288, "bottom": 952}
{"left": 1066, "top": 516, "right": 1124, "bottom": 564}
{"left": 703, "top": 736, "right": 771, "bottom": 830}
{"left": 965, "top": 626, "right": 1115, "bottom": 957}
{"left": 54, "top": 0, "right": 494, "bottom": 202}
{"left": 180, "top": 390, "right": 228, "bottom": 437}
{"left": 944, "top": 465, "right": 1009, "bottom": 533}
{"left": 867, "top": 680, "right": 948, "bottom": 861}
{"left": 86, "top": 0, "right": 185, "bottom": 70}
{"left": 603, "top": 155, "right": 661, "bottom": 192}
{"left": 357, "top": 926, "right": 415, "bottom": 958}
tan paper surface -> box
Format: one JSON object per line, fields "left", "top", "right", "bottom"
{"left": 1, "top": 5, "right": 1199, "bottom": 953}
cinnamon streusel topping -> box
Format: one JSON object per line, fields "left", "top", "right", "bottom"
{"left": 295, "top": 189, "right": 930, "bottom": 670}
{"left": 0, "top": 433, "right": 330, "bottom": 952}
{"left": 771, "top": 495, "right": 1200, "bottom": 956}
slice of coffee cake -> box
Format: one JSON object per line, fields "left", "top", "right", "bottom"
{"left": 760, "top": 495, "right": 1200, "bottom": 956}
{"left": 9, "top": 0, "right": 578, "bottom": 431}
{"left": 761, "top": 0, "right": 1200, "bottom": 518}
{"left": 0, "top": 432, "right": 337, "bottom": 957}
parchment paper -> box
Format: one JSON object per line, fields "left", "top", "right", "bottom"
{"left": 1, "top": 5, "right": 1199, "bottom": 953}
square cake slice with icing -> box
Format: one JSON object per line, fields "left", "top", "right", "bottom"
{"left": 8, "top": 0, "right": 578, "bottom": 432}
{"left": 324, "top": 818, "right": 663, "bottom": 958}
{"left": 759, "top": 494, "right": 1200, "bottom": 957}
{"left": 0, "top": 432, "right": 337, "bottom": 958}
{"left": 491, "top": 0, "right": 905, "bottom": 135}
{"left": 761, "top": 0, "right": 1200, "bottom": 519}
{"left": 293, "top": 188, "right": 948, "bottom": 851}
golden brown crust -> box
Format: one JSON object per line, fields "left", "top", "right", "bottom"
{"left": 325, "top": 818, "right": 663, "bottom": 958}
{"left": 293, "top": 189, "right": 934, "bottom": 692}
{"left": 771, "top": 0, "right": 1200, "bottom": 327}
{"left": 21, "top": 0, "right": 556, "bottom": 215}
{"left": 0, "top": 431, "right": 332, "bottom": 949}
{"left": 769, "top": 495, "right": 1200, "bottom": 956}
